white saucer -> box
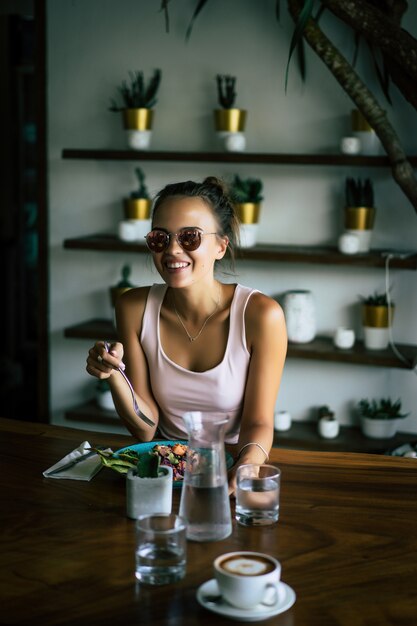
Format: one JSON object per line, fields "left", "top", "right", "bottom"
{"left": 196, "top": 578, "right": 296, "bottom": 622}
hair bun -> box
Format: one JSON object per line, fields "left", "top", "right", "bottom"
{"left": 203, "top": 176, "right": 229, "bottom": 195}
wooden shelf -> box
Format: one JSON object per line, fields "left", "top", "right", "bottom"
{"left": 63, "top": 234, "right": 417, "bottom": 270}
{"left": 65, "top": 400, "right": 120, "bottom": 427}
{"left": 64, "top": 400, "right": 417, "bottom": 454}
{"left": 273, "top": 420, "right": 417, "bottom": 454}
{"left": 62, "top": 148, "right": 417, "bottom": 167}
{"left": 64, "top": 318, "right": 417, "bottom": 370}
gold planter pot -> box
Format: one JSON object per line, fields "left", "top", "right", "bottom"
{"left": 124, "top": 198, "right": 152, "bottom": 220}
{"left": 351, "top": 109, "right": 373, "bottom": 132}
{"left": 344, "top": 206, "right": 375, "bottom": 231}
{"left": 362, "top": 304, "right": 395, "bottom": 328}
{"left": 236, "top": 202, "right": 261, "bottom": 224}
{"left": 214, "top": 108, "right": 247, "bottom": 132}
{"left": 123, "top": 108, "right": 154, "bottom": 131}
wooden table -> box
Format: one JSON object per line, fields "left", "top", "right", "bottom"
{"left": 1, "top": 417, "right": 417, "bottom": 626}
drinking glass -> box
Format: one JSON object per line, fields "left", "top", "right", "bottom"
{"left": 135, "top": 513, "right": 186, "bottom": 585}
{"left": 235, "top": 464, "right": 281, "bottom": 526}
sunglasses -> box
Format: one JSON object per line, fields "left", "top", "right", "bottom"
{"left": 145, "top": 227, "right": 218, "bottom": 253}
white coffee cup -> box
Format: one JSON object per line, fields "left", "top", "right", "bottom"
{"left": 214, "top": 551, "right": 284, "bottom": 610}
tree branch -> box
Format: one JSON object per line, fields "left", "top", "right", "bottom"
{"left": 287, "top": 0, "right": 417, "bottom": 214}
{"left": 322, "top": 0, "right": 417, "bottom": 110}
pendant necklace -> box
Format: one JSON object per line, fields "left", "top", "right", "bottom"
{"left": 172, "top": 287, "right": 221, "bottom": 342}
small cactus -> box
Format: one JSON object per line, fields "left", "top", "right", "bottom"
{"left": 345, "top": 177, "right": 374, "bottom": 207}
{"left": 216, "top": 74, "right": 237, "bottom": 108}
{"left": 109, "top": 69, "right": 162, "bottom": 111}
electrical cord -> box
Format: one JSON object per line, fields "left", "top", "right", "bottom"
{"left": 384, "top": 254, "right": 416, "bottom": 372}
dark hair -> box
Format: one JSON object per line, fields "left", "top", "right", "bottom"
{"left": 152, "top": 176, "right": 240, "bottom": 267}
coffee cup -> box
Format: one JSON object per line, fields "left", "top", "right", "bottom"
{"left": 214, "top": 551, "right": 284, "bottom": 610}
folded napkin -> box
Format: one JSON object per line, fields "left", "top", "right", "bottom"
{"left": 43, "top": 441, "right": 111, "bottom": 481}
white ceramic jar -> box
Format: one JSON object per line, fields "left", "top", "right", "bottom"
{"left": 283, "top": 290, "right": 316, "bottom": 343}
{"left": 334, "top": 327, "right": 355, "bottom": 350}
{"left": 318, "top": 417, "right": 340, "bottom": 439}
{"left": 126, "top": 466, "right": 173, "bottom": 519}
{"left": 274, "top": 410, "right": 292, "bottom": 432}
{"left": 338, "top": 232, "right": 360, "bottom": 255}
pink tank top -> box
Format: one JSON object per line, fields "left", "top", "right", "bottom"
{"left": 140, "top": 283, "right": 257, "bottom": 443}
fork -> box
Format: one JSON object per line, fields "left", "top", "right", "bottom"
{"left": 103, "top": 341, "right": 155, "bottom": 427}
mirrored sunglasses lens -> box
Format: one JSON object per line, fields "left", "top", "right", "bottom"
{"left": 178, "top": 228, "right": 202, "bottom": 251}
{"left": 146, "top": 230, "right": 169, "bottom": 252}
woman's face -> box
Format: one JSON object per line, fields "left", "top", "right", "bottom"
{"left": 149, "top": 196, "right": 228, "bottom": 288}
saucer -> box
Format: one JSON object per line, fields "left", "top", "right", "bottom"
{"left": 196, "top": 578, "right": 296, "bottom": 622}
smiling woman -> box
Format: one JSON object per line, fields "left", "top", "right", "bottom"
{"left": 85, "top": 176, "right": 288, "bottom": 493}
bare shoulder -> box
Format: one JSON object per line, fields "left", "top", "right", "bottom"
{"left": 246, "top": 291, "right": 285, "bottom": 326}
{"left": 245, "top": 291, "right": 286, "bottom": 347}
{"left": 117, "top": 285, "right": 151, "bottom": 308}
{"left": 115, "top": 286, "right": 152, "bottom": 333}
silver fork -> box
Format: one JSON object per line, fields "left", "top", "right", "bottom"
{"left": 103, "top": 341, "right": 155, "bottom": 427}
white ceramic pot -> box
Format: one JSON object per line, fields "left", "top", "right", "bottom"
{"left": 274, "top": 410, "right": 292, "bottom": 432}
{"left": 318, "top": 417, "right": 340, "bottom": 439}
{"left": 119, "top": 219, "right": 151, "bottom": 242}
{"left": 283, "top": 290, "right": 316, "bottom": 343}
{"left": 239, "top": 223, "right": 259, "bottom": 248}
{"left": 338, "top": 232, "right": 360, "bottom": 255}
{"left": 217, "top": 131, "right": 246, "bottom": 152}
{"left": 334, "top": 327, "right": 355, "bottom": 350}
{"left": 126, "top": 466, "right": 173, "bottom": 520}
{"left": 119, "top": 220, "right": 138, "bottom": 242}
{"left": 360, "top": 416, "right": 398, "bottom": 439}
{"left": 345, "top": 229, "right": 372, "bottom": 252}
{"left": 340, "top": 136, "right": 361, "bottom": 155}
{"left": 126, "top": 129, "right": 152, "bottom": 151}
{"left": 363, "top": 327, "right": 390, "bottom": 350}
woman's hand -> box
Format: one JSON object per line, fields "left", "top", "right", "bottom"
{"left": 86, "top": 341, "right": 125, "bottom": 379}
{"left": 228, "top": 460, "right": 240, "bottom": 497}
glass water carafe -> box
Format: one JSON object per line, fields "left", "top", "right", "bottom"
{"left": 179, "top": 412, "right": 232, "bottom": 542}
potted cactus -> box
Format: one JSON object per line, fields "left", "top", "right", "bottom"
{"left": 110, "top": 265, "right": 135, "bottom": 307}
{"left": 214, "top": 74, "right": 247, "bottom": 151}
{"left": 358, "top": 398, "right": 408, "bottom": 439}
{"left": 231, "top": 175, "right": 263, "bottom": 247}
{"left": 360, "top": 290, "right": 394, "bottom": 350}
{"left": 344, "top": 177, "right": 376, "bottom": 252}
{"left": 123, "top": 167, "right": 152, "bottom": 220}
{"left": 317, "top": 405, "right": 340, "bottom": 439}
{"left": 109, "top": 69, "right": 162, "bottom": 150}
{"left": 126, "top": 450, "right": 173, "bottom": 519}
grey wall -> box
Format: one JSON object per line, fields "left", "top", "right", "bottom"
{"left": 48, "top": 0, "right": 417, "bottom": 435}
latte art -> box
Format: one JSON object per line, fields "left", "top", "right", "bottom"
{"left": 219, "top": 555, "right": 275, "bottom": 576}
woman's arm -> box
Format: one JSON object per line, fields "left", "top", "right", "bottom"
{"left": 87, "top": 287, "right": 159, "bottom": 441}
{"left": 113, "top": 286, "right": 160, "bottom": 440}
{"left": 229, "top": 292, "right": 287, "bottom": 493}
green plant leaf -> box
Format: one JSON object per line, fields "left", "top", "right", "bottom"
{"left": 285, "top": 0, "right": 315, "bottom": 91}
{"left": 159, "top": 0, "right": 171, "bottom": 33}
{"left": 186, "top": 0, "right": 210, "bottom": 41}
{"left": 369, "top": 43, "right": 392, "bottom": 105}
{"left": 136, "top": 452, "right": 161, "bottom": 477}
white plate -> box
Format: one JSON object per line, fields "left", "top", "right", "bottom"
{"left": 196, "top": 578, "right": 296, "bottom": 622}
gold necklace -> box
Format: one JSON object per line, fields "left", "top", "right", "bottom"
{"left": 172, "top": 287, "right": 221, "bottom": 342}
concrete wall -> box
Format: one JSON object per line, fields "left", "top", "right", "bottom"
{"left": 48, "top": 0, "right": 417, "bottom": 435}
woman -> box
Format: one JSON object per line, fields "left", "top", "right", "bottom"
{"left": 86, "top": 176, "right": 287, "bottom": 491}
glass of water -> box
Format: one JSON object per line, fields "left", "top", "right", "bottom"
{"left": 135, "top": 513, "right": 187, "bottom": 585}
{"left": 235, "top": 464, "right": 281, "bottom": 526}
